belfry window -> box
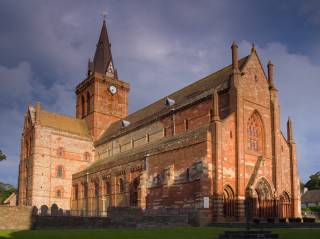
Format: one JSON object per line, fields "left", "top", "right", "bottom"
{"left": 86, "top": 92, "right": 91, "bottom": 114}
{"left": 56, "top": 165, "right": 64, "bottom": 178}
{"left": 84, "top": 152, "right": 91, "bottom": 161}
{"left": 247, "top": 111, "right": 263, "bottom": 154}
{"left": 81, "top": 95, "right": 85, "bottom": 118}
{"left": 55, "top": 187, "right": 63, "bottom": 198}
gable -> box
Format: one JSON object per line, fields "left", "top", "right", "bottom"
{"left": 240, "top": 51, "right": 270, "bottom": 107}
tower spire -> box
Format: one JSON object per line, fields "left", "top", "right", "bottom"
{"left": 92, "top": 19, "right": 117, "bottom": 78}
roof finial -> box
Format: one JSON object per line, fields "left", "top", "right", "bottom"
{"left": 251, "top": 42, "right": 256, "bottom": 53}
{"left": 101, "top": 10, "right": 108, "bottom": 22}
{"left": 231, "top": 41, "right": 240, "bottom": 74}
{"left": 287, "top": 116, "right": 294, "bottom": 142}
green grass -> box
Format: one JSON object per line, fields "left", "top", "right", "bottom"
{"left": 0, "top": 227, "right": 320, "bottom": 239}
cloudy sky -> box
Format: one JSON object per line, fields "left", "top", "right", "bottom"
{"left": 0, "top": 0, "right": 319, "bottom": 186}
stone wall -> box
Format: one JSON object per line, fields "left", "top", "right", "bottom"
{"left": 0, "top": 206, "right": 33, "bottom": 230}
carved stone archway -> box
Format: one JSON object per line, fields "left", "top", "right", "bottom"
{"left": 279, "top": 191, "right": 291, "bottom": 218}
{"left": 223, "top": 185, "right": 235, "bottom": 217}
{"left": 129, "top": 177, "right": 140, "bottom": 207}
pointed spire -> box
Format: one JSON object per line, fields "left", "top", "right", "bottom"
{"left": 92, "top": 20, "right": 117, "bottom": 78}
{"left": 287, "top": 117, "right": 294, "bottom": 142}
{"left": 267, "top": 60, "right": 276, "bottom": 89}
{"left": 231, "top": 41, "right": 240, "bottom": 74}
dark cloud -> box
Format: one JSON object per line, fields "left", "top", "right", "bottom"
{"left": 0, "top": 0, "right": 319, "bottom": 185}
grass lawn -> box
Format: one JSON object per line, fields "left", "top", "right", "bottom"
{"left": 0, "top": 227, "right": 320, "bottom": 239}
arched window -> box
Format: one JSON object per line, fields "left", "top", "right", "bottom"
{"left": 247, "top": 111, "right": 264, "bottom": 154}
{"left": 119, "top": 178, "right": 125, "bottom": 193}
{"left": 86, "top": 92, "right": 91, "bottom": 114}
{"left": 81, "top": 95, "right": 85, "bottom": 117}
{"left": 74, "top": 185, "right": 79, "bottom": 200}
{"left": 56, "top": 165, "right": 64, "bottom": 178}
{"left": 105, "top": 180, "right": 111, "bottom": 195}
{"left": 223, "top": 185, "right": 235, "bottom": 217}
{"left": 84, "top": 152, "right": 91, "bottom": 161}
{"left": 57, "top": 147, "right": 65, "bottom": 157}
{"left": 186, "top": 168, "right": 190, "bottom": 182}
{"left": 55, "top": 187, "right": 63, "bottom": 198}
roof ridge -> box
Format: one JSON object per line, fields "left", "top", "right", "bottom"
{"left": 41, "top": 110, "right": 85, "bottom": 122}
{"left": 96, "top": 55, "right": 250, "bottom": 144}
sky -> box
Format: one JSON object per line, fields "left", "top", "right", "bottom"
{"left": 0, "top": 0, "right": 319, "bottom": 186}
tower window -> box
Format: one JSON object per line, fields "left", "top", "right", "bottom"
{"left": 56, "top": 188, "right": 63, "bottom": 198}
{"left": 86, "top": 92, "right": 91, "bottom": 114}
{"left": 57, "top": 147, "right": 65, "bottom": 157}
{"left": 81, "top": 95, "right": 85, "bottom": 118}
{"left": 56, "top": 165, "right": 64, "bottom": 178}
{"left": 84, "top": 152, "right": 91, "bottom": 161}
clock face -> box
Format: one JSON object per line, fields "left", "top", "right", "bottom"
{"left": 109, "top": 85, "right": 117, "bottom": 94}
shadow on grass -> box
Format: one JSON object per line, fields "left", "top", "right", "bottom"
{"left": 2, "top": 227, "right": 320, "bottom": 239}
{"left": 0, "top": 227, "right": 223, "bottom": 239}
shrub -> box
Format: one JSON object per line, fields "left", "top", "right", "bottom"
{"left": 289, "top": 217, "right": 302, "bottom": 223}
{"left": 303, "top": 217, "right": 316, "bottom": 223}
{"left": 267, "top": 218, "right": 275, "bottom": 223}
{"left": 253, "top": 218, "right": 260, "bottom": 224}
{"left": 279, "top": 218, "right": 287, "bottom": 223}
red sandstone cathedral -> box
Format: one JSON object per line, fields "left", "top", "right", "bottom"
{"left": 17, "top": 20, "right": 301, "bottom": 223}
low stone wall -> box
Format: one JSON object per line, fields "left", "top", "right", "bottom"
{"left": 0, "top": 206, "right": 33, "bottom": 230}
{"left": 33, "top": 216, "right": 113, "bottom": 229}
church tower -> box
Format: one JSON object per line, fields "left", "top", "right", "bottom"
{"left": 75, "top": 20, "right": 130, "bottom": 140}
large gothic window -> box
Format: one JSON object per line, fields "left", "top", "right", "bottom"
{"left": 86, "top": 92, "right": 91, "bottom": 114}
{"left": 247, "top": 111, "right": 264, "bottom": 154}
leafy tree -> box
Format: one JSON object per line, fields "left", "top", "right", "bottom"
{"left": 0, "top": 150, "right": 6, "bottom": 161}
{"left": 0, "top": 182, "right": 16, "bottom": 204}
{"left": 305, "top": 172, "right": 320, "bottom": 190}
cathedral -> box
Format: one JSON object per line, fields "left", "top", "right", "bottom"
{"left": 17, "top": 20, "right": 301, "bottom": 223}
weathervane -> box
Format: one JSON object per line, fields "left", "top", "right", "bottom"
{"left": 101, "top": 10, "right": 108, "bottom": 21}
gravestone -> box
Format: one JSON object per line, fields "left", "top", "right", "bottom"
{"left": 40, "top": 205, "right": 49, "bottom": 216}
{"left": 51, "top": 204, "right": 59, "bottom": 216}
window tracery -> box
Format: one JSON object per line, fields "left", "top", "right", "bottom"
{"left": 247, "top": 111, "right": 263, "bottom": 154}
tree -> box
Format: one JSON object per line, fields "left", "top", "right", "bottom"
{"left": 0, "top": 182, "right": 16, "bottom": 204}
{"left": 0, "top": 150, "right": 6, "bottom": 161}
{"left": 305, "top": 172, "right": 320, "bottom": 190}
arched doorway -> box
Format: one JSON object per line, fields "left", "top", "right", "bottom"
{"left": 223, "top": 185, "right": 235, "bottom": 217}
{"left": 254, "top": 178, "right": 276, "bottom": 218}
{"left": 129, "top": 177, "right": 140, "bottom": 207}
{"left": 279, "top": 192, "right": 291, "bottom": 218}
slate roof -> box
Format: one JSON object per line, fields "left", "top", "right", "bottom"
{"left": 74, "top": 125, "right": 209, "bottom": 178}
{"left": 96, "top": 55, "right": 250, "bottom": 145}
{"left": 92, "top": 20, "right": 117, "bottom": 77}
{"left": 39, "top": 111, "right": 91, "bottom": 138}
{"left": 301, "top": 189, "right": 320, "bottom": 203}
